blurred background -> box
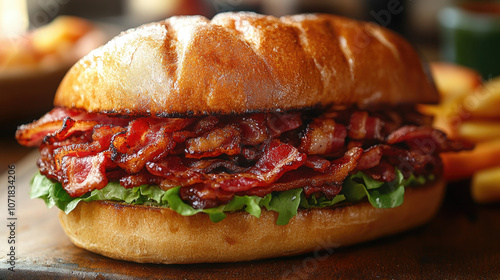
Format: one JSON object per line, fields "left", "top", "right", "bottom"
{"left": 1, "top": 0, "right": 500, "bottom": 171}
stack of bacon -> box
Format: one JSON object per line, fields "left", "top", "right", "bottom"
{"left": 16, "top": 107, "right": 468, "bottom": 209}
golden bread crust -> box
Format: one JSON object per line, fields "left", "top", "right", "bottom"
{"left": 54, "top": 12, "right": 437, "bottom": 116}
{"left": 58, "top": 179, "right": 445, "bottom": 264}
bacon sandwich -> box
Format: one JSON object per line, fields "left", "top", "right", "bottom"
{"left": 16, "top": 12, "right": 468, "bottom": 264}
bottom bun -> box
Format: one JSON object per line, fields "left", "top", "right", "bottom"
{"left": 58, "top": 179, "right": 445, "bottom": 264}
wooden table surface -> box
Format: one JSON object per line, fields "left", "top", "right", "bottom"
{"left": 0, "top": 151, "right": 499, "bottom": 279}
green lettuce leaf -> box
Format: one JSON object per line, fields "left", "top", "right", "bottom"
{"left": 161, "top": 187, "right": 226, "bottom": 223}
{"left": 30, "top": 174, "right": 169, "bottom": 214}
{"left": 300, "top": 193, "right": 346, "bottom": 208}
{"left": 30, "top": 168, "right": 429, "bottom": 225}
{"left": 260, "top": 188, "right": 302, "bottom": 225}
{"left": 342, "top": 169, "right": 427, "bottom": 209}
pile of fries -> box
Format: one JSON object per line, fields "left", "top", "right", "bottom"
{"left": 420, "top": 63, "right": 500, "bottom": 203}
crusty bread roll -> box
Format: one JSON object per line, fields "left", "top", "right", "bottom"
{"left": 54, "top": 12, "right": 437, "bottom": 116}
{"left": 30, "top": 12, "right": 448, "bottom": 264}
{"left": 58, "top": 179, "right": 445, "bottom": 264}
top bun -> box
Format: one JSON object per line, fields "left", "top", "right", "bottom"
{"left": 54, "top": 12, "right": 437, "bottom": 117}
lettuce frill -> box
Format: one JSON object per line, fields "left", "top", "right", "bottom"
{"left": 31, "top": 170, "right": 430, "bottom": 225}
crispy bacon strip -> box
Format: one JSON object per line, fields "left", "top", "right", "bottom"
{"left": 112, "top": 119, "right": 177, "bottom": 174}
{"left": 16, "top": 108, "right": 129, "bottom": 146}
{"left": 147, "top": 157, "right": 195, "bottom": 184}
{"left": 299, "top": 119, "right": 347, "bottom": 155}
{"left": 53, "top": 125, "right": 125, "bottom": 170}
{"left": 248, "top": 147, "right": 363, "bottom": 197}
{"left": 179, "top": 183, "right": 234, "bottom": 209}
{"left": 149, "top": 140, "right": 307, "bottom": 192}
{"left": 363, "top": 160, "right": 396, "bottom": 182}
{"left": 349, "top": 111, "right": 383, "bottom": 140}
{"left": 16, "top": 121, "right": 67, "bottom": 147}
{"left": 386, "top": 126, "right": 474, "bottom": 153}
{"left": 17, "top": 106, "right": 468, "bottom": 208}
{"left": 267, "top": 112, "right": 302, "bottom": 137}
{"left": 43, "top": 118, "right": 97, "bottom": 144}
{"left": 185, "top": 124, "right": 241, "bottom": 158}
{"left": 218, "top": 140, "right": 306, "bottom": 192}
{"left": 120, "top": 170, "right": 162, "bottom": 189}
{"left": 356, "top": 146, "right": 383, "bottom": 170}
{"left": 61, "top": 153, "right": 108, "bottom": 197}
{"left": 240, "top": 114, "right": 269, "bottom": 145}
{"left": 304, "top": 155, "right": 331, "bottom": 172}
{"left": 187, "top": 158, "right": 248, "bottom": 174}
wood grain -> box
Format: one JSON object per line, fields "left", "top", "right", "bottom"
{"left": 0, "top": 151, "right": 499, "bottom": 279}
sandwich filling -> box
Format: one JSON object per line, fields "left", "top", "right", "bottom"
{"left": 17, "top": 106, "right": 467, "bottom": 223}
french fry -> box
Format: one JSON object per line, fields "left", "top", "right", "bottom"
{"left": 429, "top": 62, "right": 482, "bottom": 102}
{"left": 464, "top": 77, "right": 500, "bottom": 119}
{"left": 442, "top": 139, "right": 500, "bottom": 181}
{"left": 471, "top": 166, "right": 500, "bottom": 203}
{"left": 428, "top": 64, "right": 500, "bottom": 203}
{"left": 419, "top": 63, "right": 482, "bottom": 136}
{"left": 417, "top": 103, "right": 455, "bottom": 136}
{"left": 457, "top": 120, "right": 500, "bottom": 143}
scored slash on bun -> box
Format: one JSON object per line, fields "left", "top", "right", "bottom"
{"left": 58, "top": 179, "right": 445, "bottom": 264}
{"left": 54, "top": 12, "right": 437, "bottom": 117}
